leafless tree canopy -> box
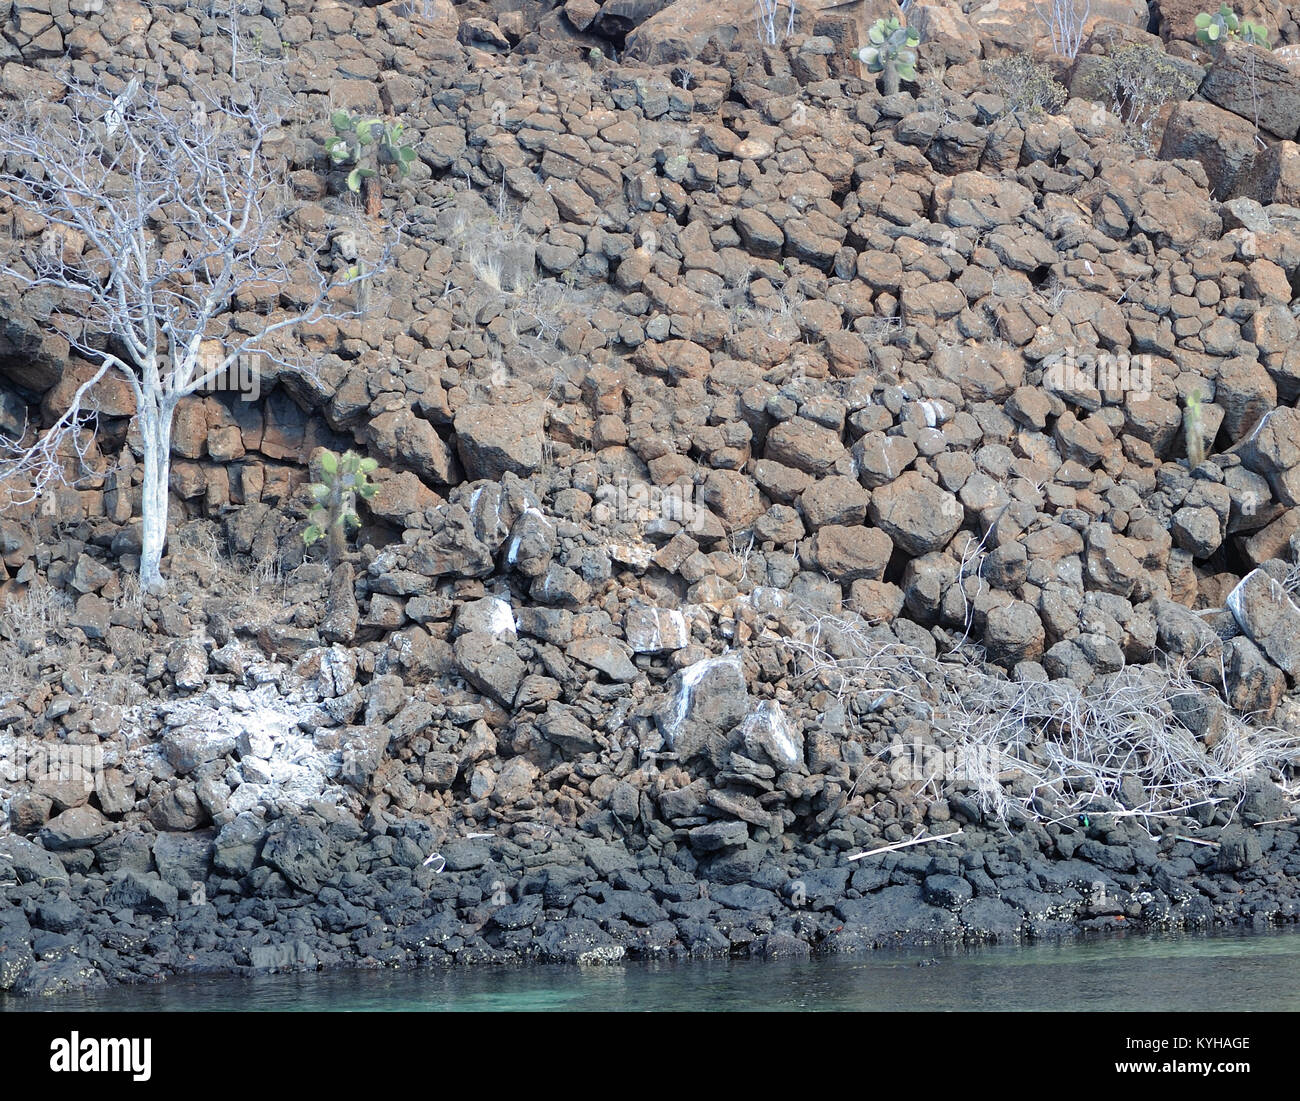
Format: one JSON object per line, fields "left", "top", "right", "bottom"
{"left": 0, "top": 62, "right": 390, "bottom": 588}
{"left": 1035, "top": 0, "right": 1091, "bottom": 60}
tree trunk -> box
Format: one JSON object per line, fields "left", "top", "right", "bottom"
{"left": 362, "top": 175, "right": 382, "bottom": 218}
{"left": 328, "top": 513, "right": 348, "bottom": 565}
{"left": 137, "top": 397, "right": 176, "bottom": 594}
{"left": 881, "top": 63, "right": 900, "bottom": 97}
{"left": 327, "top": 481, "right": 347, "bottom": 566}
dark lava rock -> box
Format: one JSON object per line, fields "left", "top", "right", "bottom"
{"left": 922, "top": 873, "right": 974, "bottom": 908}
{"left": 213, "top": 814, "right": 265, "bottom": 877}
{"left": 834, "top": 884, "right": 960, "bottom": 942}
{"left": 33, "top": 896, "right": 83, "bottom": 934}
{"left": 0, "top": 835, "right": 68, "bottom": 887}
{"left": 958, "top": 897, "right": 1024, "bottom": 940}
{"left": 688, "top": 819, "right": 749, "bottom": 852}
{"left": 260, "top": 818, "right": 330, "bottom": 892}
{"left": 37, "top": 806, "right": 112, "bottom": 853}
{"left": 441, "top": 840, "right": 491, "bottom": 871}
{"left": 104, "top": 870, "right": 180, "bottom": 918}
{"left": 489, "top": 896, "right": 542, "bottom": 930}
{"left": 1216, "top": 826, "right": 1263, "bottom": 872}
{"left": 12, "top": 956, "right": 108, "bottom": 997}
{"left": 0, "top": 941, "right": 33, "bottom": 992}
{"left": 710, "top": 883, "right": 782, "bottom": 915}
{"left": 248, "top": 939, "right": 319, "bottom": 973}
{"left": 750, "top": 931, "right": 811, "bottom": 959}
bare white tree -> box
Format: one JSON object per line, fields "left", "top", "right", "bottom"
{"left": 0, "top": 71, "right": 386, "bottom": 592}
{"left": 755, "top": 0, "right": 797, "bottom": 47}
{"left": 1035, "top": 0, "right": 1091, "bottom": 59}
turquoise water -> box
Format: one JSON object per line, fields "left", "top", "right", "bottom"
{"left": 6, "top": 928, "right": 1300, "bottom": 1011}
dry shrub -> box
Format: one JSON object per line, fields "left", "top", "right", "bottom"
{"left": 784, "top": 605, "right": 1300, "bottom": 830}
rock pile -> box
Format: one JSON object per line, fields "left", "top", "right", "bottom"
{"left": 0, "top": 0, "right": 1298, "bottom": 994}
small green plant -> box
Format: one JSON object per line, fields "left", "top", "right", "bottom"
{"left": 303, "top": 450, "right": 378, "bottom": 563}
{"left": 853, "top": 18, "right": 921, "bottom": 97}
{"left": 325, "top": 110, "right": 417, "bottom": 216}
{"left": 1242, "top": 19, "right": 1270, "bottom": 44}
{"left": 1195, "top": 5, "right": 1270, "bottom": 46}
{"left": 985, "top": 56, "right": 1068, "bottom": 117}
{"left": 1184, "top": 390, "right": 1206, "bottom": 467}
{"left": 1095, "top": 42, "right": 1198, "bottom": 153}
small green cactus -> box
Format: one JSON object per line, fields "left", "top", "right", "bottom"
{"left": 1241, "top": 20, "right": 1270, "bottom": 44}
{"left": 303, "top": 449, "right": 378, "bottom": 563}
{"left": 325, "top": 110, "right": 418, "bottom": 214}
{"left": 1195, "top": 5, "right": 1270, "bottom": 47}
{"left": 1184, "top": 390, "right": 1207, "bottom": 468}
{"left": 853, "top": 18, "right": 921, "bottom": 97}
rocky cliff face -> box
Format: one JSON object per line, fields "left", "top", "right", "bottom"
{"left": 0, "top": 0, "right": 1299, "bottom": 995}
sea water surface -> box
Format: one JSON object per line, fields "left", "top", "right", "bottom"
{"left": 5, "top": 928, "right": 1299, "bottom": 1011}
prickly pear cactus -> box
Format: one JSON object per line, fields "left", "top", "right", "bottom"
{"left": 1195, "top": 5, "right": 1270, "bottom": 47}
{"left": 852, "top": 18, "right": 922, "bottom": 97}
{"left": 303, "top": 449, "right": 379, "bottom": 564}
{"left": 324, "top": 110, "right": 418, "bottom": 215}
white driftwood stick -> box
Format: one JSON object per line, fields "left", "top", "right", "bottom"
{"left": 1174, "top": 834, "right": 1219, "bottom": 847}
{"left": 847, "top": 829, "right": 964, "bottom": 862}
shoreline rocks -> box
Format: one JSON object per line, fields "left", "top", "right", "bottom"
{"left": 1, "top": 0, "right": 1300, "bottom": 998}
{"left": 3, "top": 805, "right": 1299, "bottom": 997}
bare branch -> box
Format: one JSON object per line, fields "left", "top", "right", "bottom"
{"left": 0, "top": 359, "right": 117, "bottom": 508}
{"left": 0, "top": 17, "right": 396, "bottom": 588}
{"left": 1034, "top": 0, "right": 1091, "bottom": 59}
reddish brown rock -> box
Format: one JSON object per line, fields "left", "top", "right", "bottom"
{"left": 868, "top": 471, "right": 963, "bottom": 555}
